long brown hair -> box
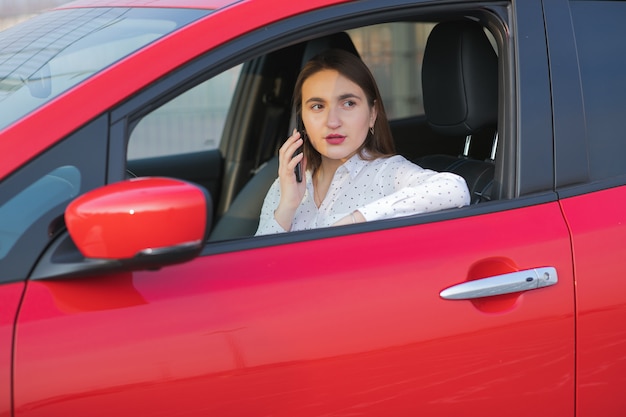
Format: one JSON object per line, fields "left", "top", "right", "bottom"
{"left": 293, "top": 48, "right": 395, "bottom": 174}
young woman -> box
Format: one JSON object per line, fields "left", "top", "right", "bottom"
{"left": 255, "top": 49, "right": 469, "bottom": 235}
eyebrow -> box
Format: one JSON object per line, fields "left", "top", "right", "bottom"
{"left": 304, "top": 93, "right": 363, "bottom": 104}
{"left": 338, "top": 93, "right": 362, "bottom": 101}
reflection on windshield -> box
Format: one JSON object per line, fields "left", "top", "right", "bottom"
{"left": 0, "top": 7, "right": 210, "bottom": 130}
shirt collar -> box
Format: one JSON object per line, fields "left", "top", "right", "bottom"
{"left": 338, "top": 152, "right": 370, "bottom": 179}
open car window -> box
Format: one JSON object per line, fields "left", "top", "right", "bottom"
{"left": 124, "top": 17, "right": 501, "bottom": 243}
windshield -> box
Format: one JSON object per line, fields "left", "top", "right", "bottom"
{"left": 0, "top": 7, "right": 211, "bottom": 131}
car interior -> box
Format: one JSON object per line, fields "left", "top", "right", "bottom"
{"left": 126, "top": 17, "right": 500, "bottom": 242}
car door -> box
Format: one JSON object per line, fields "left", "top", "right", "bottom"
{"left": 12, "top": 1, "right": 576, "bottom": 416}
{"left": 13, "top": 201, "right": 575, "bottom": 417}
{"left": 0, "top": 282, "right": 23, "bottom": 417}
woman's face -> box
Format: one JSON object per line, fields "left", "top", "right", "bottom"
{"left": 301, "top": 69, "right": 376, "bottom": 165}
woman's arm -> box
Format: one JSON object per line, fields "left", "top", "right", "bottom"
{"left": 351, "top": 157, "right": 470, "bottom": 224}
{"left": 255, "top": 130, "right": 308, "bottom": 235}
{"left": 255, "top": 178, "right": 289, "bottom": 235}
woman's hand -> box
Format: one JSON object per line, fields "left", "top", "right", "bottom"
{"left": 274, "top": 129, "right": 307, "bottom": 231}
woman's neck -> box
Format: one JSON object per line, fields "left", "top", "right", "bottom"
{"left": 313, "top": 158, "right": 342, "bottom": 207}
{"left": 318, "top": 159, "right": 341, "bottom": 180}
{"left": 318, "top": 150, "right": 358, "bottom": 178}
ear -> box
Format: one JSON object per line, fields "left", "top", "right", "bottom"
{"left": 369, "top": 101, "right": 378, "bottom": 128}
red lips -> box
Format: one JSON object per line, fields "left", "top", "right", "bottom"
{"left": 325, "top": 134, "right": 346, "bottom": 145}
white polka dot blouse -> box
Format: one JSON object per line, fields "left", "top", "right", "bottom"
{"left": 255, "top": 154, "right": 470, "bottom": 235}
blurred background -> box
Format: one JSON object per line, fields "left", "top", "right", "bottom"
{"left": 0, "top": 0, "right": 69, "bottom": 30}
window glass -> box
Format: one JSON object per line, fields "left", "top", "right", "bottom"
{"left": 348, "top": 22, "right": 435, "bottom": 120}
{"left": 570, "top": 1, "right": 626, "bottom": 180}
{"left": 128, "top": 65, "right": 243, "bottom": 159}
{"left": 0, "top": 166, "right": 80, "bottom": 259}
{"left": 0, "top": 7, "right": 210, "bottom": 130}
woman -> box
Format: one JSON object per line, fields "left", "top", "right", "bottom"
{"left": 255, "top": 49, "right": 469, "bottom": 235}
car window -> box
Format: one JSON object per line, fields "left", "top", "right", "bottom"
{"left": 128, "top": 64, "right": 243, "bottom": 159}
{"left": 570, "top": 0, "right": 626, "bottom": 181}
{"left": 348, "top": 22, "right": 435, "bottom": 120}
{"left": 0, "top": 165, "right": 80, "bottom": 259}
{"left": 0, "top": 7, "right": 211, "bottom": 131}
{"left": 121, "top": 16, "right": 502, "bottom": 243}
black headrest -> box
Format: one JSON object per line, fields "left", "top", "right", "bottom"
{"left": 422, "top": 21, "right": 498, "bottom": 136}
{"left": 301, "top": 32, "right": 359, "bottom": 66}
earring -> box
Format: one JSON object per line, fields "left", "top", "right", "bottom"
{"left": 369, "top": 126, "right": 375, "bottom": 135}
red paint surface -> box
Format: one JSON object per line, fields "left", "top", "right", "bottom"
{"left": 66, "top": 178, "right": 207, "bottom": 259}
{"left": 0, "top": 283, "right": 25, "bottom": 417}
{"left": 13, "top": 203, "right": 575, "bottom": 416}
{"left": 560, "top": 186, "right": 626, "bottom": 417}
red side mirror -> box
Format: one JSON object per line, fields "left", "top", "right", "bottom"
{"left": 65, "top": 177, "right": 209, "bottom": 261}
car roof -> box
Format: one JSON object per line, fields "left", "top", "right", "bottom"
{"left": 58, "top": 0, "right": 238, "bottom": 10}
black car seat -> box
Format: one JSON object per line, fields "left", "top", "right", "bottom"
{"left": 208, "top": 156, "right": 278, "bottom": 241}
{"left": 209, "top": 32, "right": 359, "bottom": 241}
{"left": 416, "top": 20, "right": 498, "bottom": 203}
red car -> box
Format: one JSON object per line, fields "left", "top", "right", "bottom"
{"left": 1, "top": 0, "right": 625, "bottom": 415}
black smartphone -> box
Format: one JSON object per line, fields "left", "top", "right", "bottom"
{"left": 293, "top": 114, "right": 305, "bottom": 182}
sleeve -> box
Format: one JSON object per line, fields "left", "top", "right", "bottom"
{"left": 255, "top": 178, "right": 289, "bottom": 236}
{"left": 358, "top": 159, "right": 470, "bottom": 222}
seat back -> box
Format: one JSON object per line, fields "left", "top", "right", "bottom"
{"left": 416, "top": 21, "right": 498, "bottom": 203}
{"left": 208, "top": 157, "right": 278, "bottom": 241}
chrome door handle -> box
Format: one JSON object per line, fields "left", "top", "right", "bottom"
{"left": 440, "top": 267, "right": 558, "bottom": 300}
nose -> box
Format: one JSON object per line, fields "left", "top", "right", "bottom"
{"left": 326, "top": 105, "right": 341, "bottom": 129}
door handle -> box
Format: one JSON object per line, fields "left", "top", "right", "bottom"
{"left": 440, "top": 267, "right": 558, "bottom": 300}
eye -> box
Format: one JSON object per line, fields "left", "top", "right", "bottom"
{"left": 310, "top": 103, "right": 323, "bottom": 111}
{"left": 342, "top": 100, "right": 357, "bottom": 108}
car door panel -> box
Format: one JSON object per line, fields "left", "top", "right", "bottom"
{"left": 559, "top": 186, "right": 626, "bottom": 417}
{"left": 0, "top": 282, "right": 24, "bottom": 417}
{"left": 14, "top": 202, "right": 574, "bottom": 416}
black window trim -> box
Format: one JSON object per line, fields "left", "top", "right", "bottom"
{"left": 543, "top": 0, "right": 589, "bottom": 190}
